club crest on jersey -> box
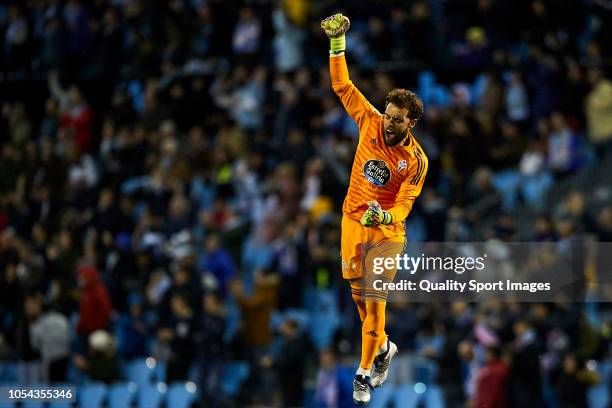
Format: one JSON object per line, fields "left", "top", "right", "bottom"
{"left": 363, "top": 160, "right": 391, "bottom": 186}
{"left": 397, "top": 160, "right": 407, "bottom": 172}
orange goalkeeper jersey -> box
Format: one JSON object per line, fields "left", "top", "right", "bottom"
{"left": 330, "top": 55, "right": 428, "bottom": 237}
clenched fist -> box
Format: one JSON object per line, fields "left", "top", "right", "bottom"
{"left": 321, "top": 13, "right": 350, "bottom": 38}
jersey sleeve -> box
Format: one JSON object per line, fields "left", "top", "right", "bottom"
{"left": 387, "top": 152, "right": 428, "bottom": 223}
{"left": 329, "top": 55, "right": 379, "bottom": 128}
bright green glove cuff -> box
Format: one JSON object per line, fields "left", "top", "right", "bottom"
{"left": 329, "top": 35, "right": 346, "bottom": 55}
{"left": 380, "top": 210, "right": 392, "bottom": 225}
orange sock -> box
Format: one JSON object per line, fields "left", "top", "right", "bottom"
{"left": 350, "top": 282, "right": 367, "bottom": 321}
{"left": 359, "top": 301, "right": 388, "bottom": 371}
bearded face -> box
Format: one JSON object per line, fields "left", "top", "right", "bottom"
{"left": 383, "top": 103, "right": 417, "bottom": 146}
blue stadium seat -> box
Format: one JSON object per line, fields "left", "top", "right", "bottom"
{"left": 433, "top": 85, "right": 450, "bottom": 107}
{"left": 368, "top": 384, "right": 394, "bottom": 408}
{"left": 393, "top": 384, "right": 420, "bottom": 408}
{"left": 66, "top": 361, "right": 90, "bottom": 385}
{"left": 302, "top": 385, "right": 315, "bottom": 408}
{"left": 271, "top": 309, "right": 310, "bottom": 333}
{"left": 600, "top": 361, "right": 612, "bottom": 384}
{"left": 137, "top": 383, "right": 165, "bottom": 408}
{"left": 418, "top": 71, "right": 436, "bottom": 105}
{"left": 308, "top": 289, "right": 340, "bottom": 350}
{"left": 493, "top": 169, "right": 522, "bottom": 210}
{"left": 108, "top": 382, "right": 137, "bottom": 408}
{"left": 424, "top": 385, "right": 444, "bottom": 408}
{"left": 471, "top": 73, "right": 487, "bottom": 105}
{"left": 413, "top": 359, "right": 438, "bottom": 385}
{"left": 48, "top": 399, "right": 73, "bottom": 408}
{"left": 587, "top": 361, "right": 611, "bottom": 408}
{"left": 0, "top": 362, "right": 18, "bottom": 382}
{"left": 125, "top": 358, "right": 157, "bottom": 385}
{"left": 22, "top": 400, "right": 44, "bottom": 408}
{"left": 521, "top": 172, "right": 553, "bottom": 210}
{"left": 0, "top": 383, "right": 17, "bottom": 408}
{"left": 588, "top": 385, "right": 609, "bottom": 408}
{"left": 220, "top": 361, "right": 249, "bottom": 397}
{"left": 78, "top": 382, "right": 107, "bottom": 408}
{"left": 167, "top": 382, "right": 198, "bottom": 408}
{"left": 153, "top": 360, "right": 167, "bottom": 383}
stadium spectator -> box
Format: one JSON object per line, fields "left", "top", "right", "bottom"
{"left": 314, "top": 348, "right": 354, "bottom": 408}
{"left": 509, "top": 319, "right": 544, "bottom": 407}
{"left": 195, "top": 291, "right": 226, "bottom": 405}
{"left": 15, "top": 293, "right": 43, "bottom": 385}
{"left": 30, "top": 302, "right": 70, "bottom": 383}
{"left": 48, "top": 72, "right": 94, "bottom": 153}
{"left": 3, "top": 5, "right": 29, "bottom": 75}
{"left": 585, "top": 67, "right": 612, "bottom": 156}
{"left": 557, "top": 354, "right": 599, "bottom": 408}
{"left": 547, "top": 112, "right": 582, "bottom": 177}
{"left": 116, "top": 293, "right": 149, "bottom": 361}
{"left": 505, "top": 70, "right": 530, "bottom": 124}
{"left": 76, "top": 265, "right": 112, "bottom": 338}
{"left": 232, "top": 6, "right": 262, "bottom": 61}
{"left": 266, "top": 318, "right": 313, "bottom": 407}
{"left": 471, "top": 347, "right": 509, "bottom": 408}
{"left": 158, "top": 293, "right": 197, "bottom": 382}
{"left": 230, "top": 271, "right": 279, "bottom": 350}
{"left": 200, "top": 233, "right": 236, "bottom": 299}
{"left": 73, "top": 330, "right": 120, "bottom": 384}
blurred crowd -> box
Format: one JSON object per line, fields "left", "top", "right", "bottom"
{"left": 1, "top": 0, "right": 612, "bottom": 407}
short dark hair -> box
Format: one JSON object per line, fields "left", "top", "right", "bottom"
{"left": 385, "top": 88, "right": 424, "bottom": 120}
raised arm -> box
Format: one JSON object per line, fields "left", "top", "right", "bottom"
{"left": 47, "top": 71, "right": 69, "bottom": 107}
{"left": 322, "top": 14, "right": 378, "bottom": 127}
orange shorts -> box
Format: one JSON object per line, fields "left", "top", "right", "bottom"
{"left": 340, "top": 215, "right": 405, "bottom": 280}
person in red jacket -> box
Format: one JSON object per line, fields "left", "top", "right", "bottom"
{"left": 76, "top": 264, "right": 112, "bottom": 336}
{"left": 48, "top": 71, "right": 94, "bottom": 152}
{"left": 472, "top": 347, "right": 509, "bottom": 408}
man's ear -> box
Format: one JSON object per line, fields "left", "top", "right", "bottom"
{"left": 409, "top": 119, "right": 417, "bottom": 128}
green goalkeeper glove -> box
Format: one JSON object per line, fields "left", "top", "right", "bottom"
{"left": 360, "top": 200, "right": 392, "bottom": 227}
{"left": 321, "top": 13, "right": 350, "bottom": 55}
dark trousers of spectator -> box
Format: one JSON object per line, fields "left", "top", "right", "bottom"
{"left": 167, "top": 358, "right": 191, "bottom": 383}
{"left": 510, "top": 383, "right": 543, "bottom": 408}
{"left": 279, "top": 372, "right": 303, "bottom": 408}
{"left": 48, "top": 357, "right": 69, "bottom": 383}
{"left": 441, "top": 384, "right": 465, "bottom": 408}
{"left": 198, "top": 358, "right": 223, "bottom": 406}
{"left": 278, "top": 275, "right": 302, "bottom": 311}
{"left": 243, "top": 346, "right": 274, "bottom": 405}
{"left": 594, "top": 138, "right": 612, "bottom": 160}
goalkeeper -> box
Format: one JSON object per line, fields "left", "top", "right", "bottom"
{"left": 321, "top": 13, "right": 428, "bottom": 404}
